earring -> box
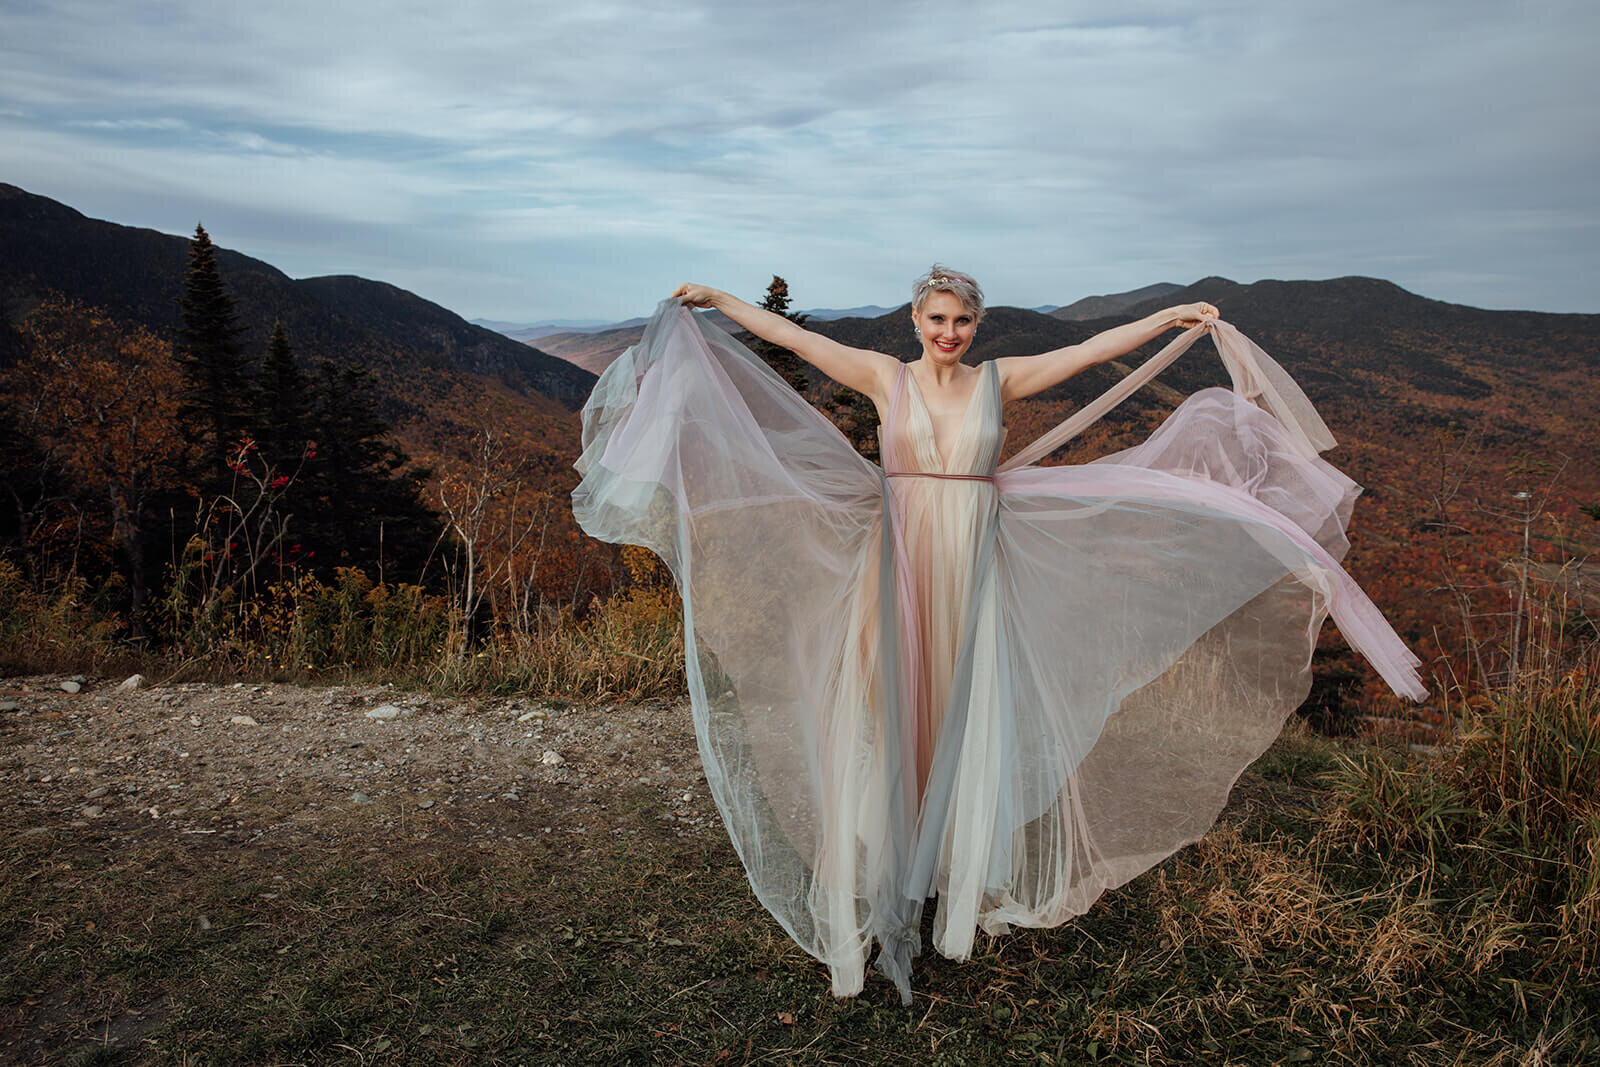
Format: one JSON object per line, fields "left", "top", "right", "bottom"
{"left": 914, "top": 326, "right": 922, "bottom": 338}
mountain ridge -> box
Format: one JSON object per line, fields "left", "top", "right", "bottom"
{"left": 0, "top": 183, "right": 596, "bottom": 410}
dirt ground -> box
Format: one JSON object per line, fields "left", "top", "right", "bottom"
{"left": 0, "top": 672, "right": 715, "bottom": 864}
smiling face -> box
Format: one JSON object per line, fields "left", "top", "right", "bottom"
{"left": 912, "top": 290, "right": 978, "bottom": 365}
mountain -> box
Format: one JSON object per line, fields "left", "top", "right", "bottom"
{"left": 534, "top": 324, "right": 654, "bottom": 376}
{"left": 474, "top": 317, "right": 650, "bottom": 344}
{"left": 471, "top": 316, "right": 622, "bottom": 334}
{"left": 481, "top": 306, "right": 895, "bottom": 344}
{"left": 803, "top": 304, "right": 898, "bottom": 322}
{"left": 0, "top": 183, "right": 606, "bottom": 618}
{"left": 1051, "top": 282, "right": 1184, "bottom": 320}
{"left": 1106, "top": 275, "right": 1600, "bottom": 425}
{"left": 0, "top": 184, "right": 595, "bottom": 410}
{"left": 8, "top": 179, "right": 1598, "bottom": 703}
{"left": 534, "top": 310, "right": 737, "bottom": 375}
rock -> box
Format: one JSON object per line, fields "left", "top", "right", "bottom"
{"left": 0, "top": 700, "right": 18, "bottom": 712}
{"left": 59, "top": 681, "right": 81, "bottom": 694}
{"left": 117, "top": 674, "right": 145, "bottom": 692}
{"left": 81, "top": 805, "right": 103, "bottom": 817}
{"left": 70, "top": 674, "right": 86, "bottom": 684}
{"left": 366, "top": 705, "right": 405, "bottom": 721}
{"left": 351, "top": 792, "right": 373, "bottom": 804}
{"left": 230, "top": 714, "right": 261, "bottom": 727}
{"left": 86, "top": 786, "right": 108, "bottom": 799}
{"left": 540, "top": 750, "right": 565, "bottom": 766}
{"left": 518, "top": 709, "right": 549, "bottom": 723}
{"left": 418, "top": 800, "right": 435, "bottom": 810}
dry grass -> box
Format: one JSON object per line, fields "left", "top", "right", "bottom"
{"left": 1, "top": 559, "right": 685, "bottom": 703}
{"left": 1322, "top": 655, "right": 1600, "bottom": 986}
{"left": 423, "top": 586, "right": 685, "bottom": 701}
{"left": 0, "top": 562, "right": 138, "bottom": 677}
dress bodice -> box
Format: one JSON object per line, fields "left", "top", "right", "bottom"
{"left": 885, "top": 360, "right": 1005, "bottom": 477}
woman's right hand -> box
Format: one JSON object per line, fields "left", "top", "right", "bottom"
{"left": 672, "top": 283, "right": 721, "bottom": 309}
{"left": 1169, "top": 302, "right": 1220, "bottom": 329}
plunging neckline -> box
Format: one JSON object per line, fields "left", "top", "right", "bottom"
{"left": 903, "top": 362, "right": 991, "bottom": 471}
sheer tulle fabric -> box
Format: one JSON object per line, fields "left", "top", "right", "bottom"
{"left": 573, "top": 301, "right": 1424, "bottom": 1004}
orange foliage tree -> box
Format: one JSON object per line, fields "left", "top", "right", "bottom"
{"left": 435, "top": 426, "right": 591, "bottom": 650}
{"left": 7, "top": 298, "right": 195, "bottom": 631}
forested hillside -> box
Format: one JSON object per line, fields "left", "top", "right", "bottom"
{"left": 3, "top": 183, "right": 1596, "bottom": 723}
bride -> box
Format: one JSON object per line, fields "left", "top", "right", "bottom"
{"left": 573, "top": 265, "right": 1424, "bottom": 1004}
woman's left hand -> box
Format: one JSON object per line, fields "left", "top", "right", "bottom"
{"left": 1171, "top": 302, "right": 1220, "bottom": 329}
{"left": 672, "top": 283, "right": 722, "bottom": 309}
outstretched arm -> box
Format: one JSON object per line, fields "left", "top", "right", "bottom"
{"left": 673, "top": 284, "right": 897, "bottom": 404}
{"left": 996, "top": 302, "right": 1219, "bottom": 402}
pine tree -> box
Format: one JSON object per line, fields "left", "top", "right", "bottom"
{"left": 257, "top": 321, "right": 311, "bottom": 476}
{"left": 297, "top": 359, "right": 442, "bottom": 582}
{"left": 175, "top": 224, "right": 254, "bottom": 484}
{"left": 742, "top": 276, "right": 881, "bottom": 459}
{"left": 746, "top": 276, "right": 812, "bottom": 397}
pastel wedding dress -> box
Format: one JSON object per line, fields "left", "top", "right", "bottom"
{"left": 572, "top": 300, "right": 1425, "bottom": 1004}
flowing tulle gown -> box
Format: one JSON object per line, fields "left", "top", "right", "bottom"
{"left": 572, "top": 301, "right": 1425, "bottom": 1004}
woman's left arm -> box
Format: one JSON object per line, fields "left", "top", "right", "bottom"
{"left": 996, "top": 302, "right": 1218, "bottom": 402}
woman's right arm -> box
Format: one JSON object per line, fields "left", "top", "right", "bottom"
{"left": 672, "top": 284, "right": 896, "bottom": 402}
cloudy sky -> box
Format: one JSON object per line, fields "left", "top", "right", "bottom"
{"left": 3, "top": 1, "right": 1595, "bottom": 323}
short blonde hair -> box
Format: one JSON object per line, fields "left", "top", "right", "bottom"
{"left": 912, "top": 264, "right": 985, "bottom": 323}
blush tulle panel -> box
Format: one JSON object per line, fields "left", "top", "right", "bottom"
{"left": 572, "top": 301, "right": 1425, "bottom": 1004}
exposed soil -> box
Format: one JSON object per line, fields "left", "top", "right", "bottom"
{"left": 0, "top": 672, "right": 714, "bottom": 877}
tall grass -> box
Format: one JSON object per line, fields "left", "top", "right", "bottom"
{"left": 420, "top": 543, "right": 685, "bottom": 699}
{"left": 1320, "top": 653, "right": 1600, "bottom": 985}
{"left": 0, "top": 558, "right": 129, "bottom": 673}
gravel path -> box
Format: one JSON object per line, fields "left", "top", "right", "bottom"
{"left": 0, "top": 674, "right": 716, "bottom": 851}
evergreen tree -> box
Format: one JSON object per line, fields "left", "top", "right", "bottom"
{"left": 746, "top": 276, "right": 812, "bottom": 397}
{"left": 175, "top": 224, "right": 253, "bottom": 484}
{"left": 256, "top": 321, "right": 311, "bottom": 476}
{"left": 297, "top": 359, "right": 442, "bottom": 582}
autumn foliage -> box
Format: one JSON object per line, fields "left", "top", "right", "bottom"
{"left": 0, "top": 228, "right": 651, "bottom": 695}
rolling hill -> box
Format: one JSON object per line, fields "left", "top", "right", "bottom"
{"left": 0, "top": 184, "right": 595, "bottom": 413}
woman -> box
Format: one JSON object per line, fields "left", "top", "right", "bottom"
{"left": 573, "top": 266, "right": 1424, "bottom": 1004}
